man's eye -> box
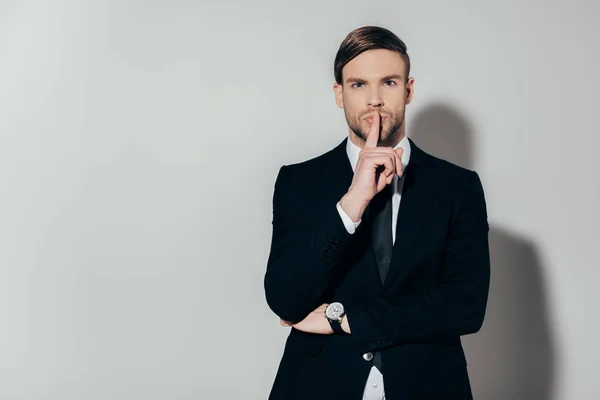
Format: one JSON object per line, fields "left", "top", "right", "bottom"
{"left": 384, "top": 80, "right": 396, "bottom": 86}
{"left": 351, "top": 83, "right": 364, "bottom": 88}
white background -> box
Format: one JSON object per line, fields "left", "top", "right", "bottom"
{"left": 1, "top": 1, "right": 598, "bottom": 399}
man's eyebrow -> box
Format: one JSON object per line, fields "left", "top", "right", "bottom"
{"left": 345, "top": 74, "right": 405, "bottom": 84}
{"left": 381, "top": 74, "right": 404, "bottom": 81}
{"left": 345, "top": 77, "right": 367, "bottom": 84}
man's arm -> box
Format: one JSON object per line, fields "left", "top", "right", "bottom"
{"left": 344, "top": 171, "right": 490, "bottom": 352}
{"left": 263, "top": 165, "right": 361, "bottom": 324}
{"left": 266, "top": 111, "right": 403, "bottom": 326}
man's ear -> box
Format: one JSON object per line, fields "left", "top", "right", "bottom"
{"left": 333, "top": 82, "right": 344, "bottom": 109}
{"left": 405, "top": 77, "right": 415, "bottom": 105}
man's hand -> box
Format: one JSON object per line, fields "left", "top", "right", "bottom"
{"left": 279, "top": 304, "right": 333, "bottom": 335}
{"left": 339, "top": 110, "right": 403, "bottom": 222}
{"left": 280, "top": 304, "right": 352, "bottom": 334}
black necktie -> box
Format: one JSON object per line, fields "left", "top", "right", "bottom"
{"left": 369, "top": 183, "right": 394, "bottom": 373}
{"left": 370, "top": 184, "right": 393, "bottom": 284}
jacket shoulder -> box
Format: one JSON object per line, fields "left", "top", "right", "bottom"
{"left": 427, "top": 152, "right": 476, "bottom": 180}
{"left": 275, "top": 140, "right": 345, "bottom": 182}
{"left": 413, "top": 143, "right": 485, "bottom": 194}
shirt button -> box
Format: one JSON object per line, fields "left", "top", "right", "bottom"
{"left": 372, "top": 383, "right": 378, "bottom": 389}
{"left": 362, "top": 352, "right": 373, "bottom": 361}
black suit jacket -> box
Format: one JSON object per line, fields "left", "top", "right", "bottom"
{"left": 264, "top": 137, "right": 490, "bottom": 400}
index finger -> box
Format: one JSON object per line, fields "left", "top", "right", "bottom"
{"left": 364, "top": 110, "right": 380, "bottom": 148}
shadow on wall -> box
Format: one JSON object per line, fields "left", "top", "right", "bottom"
{"left": 409, "top": 102, "right": 555, "bottom": 400}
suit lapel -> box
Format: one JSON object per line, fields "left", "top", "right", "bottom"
{"left": 322, "top": 138, "right": 354, "bottom": 202}
{"left": 383, "top": 138, "right": 439, "bottom": 289}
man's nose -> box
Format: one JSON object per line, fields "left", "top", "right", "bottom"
{"left": 367, "top": 90, "right": 384, "bottom": 107}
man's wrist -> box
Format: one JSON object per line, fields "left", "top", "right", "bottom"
{"left": 339, "top": 191, "right": 369, "bottom": 223}
{"left": 327, "top": 317, "right": 346, "bottom": 335}
{"left": 324, "top": 302, "right": 348, "bottom": 335}
{"left": 337, "top": 201, "right": 361, "bottom": 233}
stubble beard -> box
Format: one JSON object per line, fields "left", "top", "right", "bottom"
{"left": 347, "top": 110, "right": 405, "bottom": 148}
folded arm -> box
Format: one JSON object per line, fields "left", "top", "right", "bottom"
{"left": 264, "top": 165, "right": 362, "bottom": 324}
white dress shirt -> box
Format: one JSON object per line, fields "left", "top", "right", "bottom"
{"left": 335, "top": 135, "right": 411, "bottom": 400}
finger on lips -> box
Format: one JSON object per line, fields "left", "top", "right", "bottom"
{"left": 364, "top": 110, "right": 380, "bottom": 149}
{"left": 360, "top": 110, "right": 405, "bottom": 184}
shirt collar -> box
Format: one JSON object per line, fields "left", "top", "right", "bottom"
{"left": 346, "top": 135, "right": 411, "bottom": 173}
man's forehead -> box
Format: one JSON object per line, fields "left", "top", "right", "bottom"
{"left": 343, "top": 51, "right": 406, "bottom": 80}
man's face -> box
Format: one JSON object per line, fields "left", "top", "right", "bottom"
{"left": 334, "top": 49, "right": 414, "bottom": 147}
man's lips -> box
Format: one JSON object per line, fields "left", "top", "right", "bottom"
{"left": 364, "top": 115, "right": 388, "bottom": 123}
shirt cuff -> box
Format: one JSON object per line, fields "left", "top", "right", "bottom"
{"left": 336, "top": 201, "right": 361, "bottom": 234}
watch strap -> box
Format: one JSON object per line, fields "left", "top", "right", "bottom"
{"left": 328, "top": 317, "right": 346, "bottom": 335}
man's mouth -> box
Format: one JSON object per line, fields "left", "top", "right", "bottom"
{"left": 364, "top": 116, "right": 387, "bottom": 123}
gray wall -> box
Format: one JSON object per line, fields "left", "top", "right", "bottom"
{"left": 1, "top": 1, "right": 598, "bottom": 399}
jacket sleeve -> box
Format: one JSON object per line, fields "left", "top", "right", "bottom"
{"left": 345, "top": 171, "right": 490, "bottom": 352}
{"left": 264, "top": 165, "right": 362, "bottom": 324}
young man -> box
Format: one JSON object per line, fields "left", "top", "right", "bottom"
{"left": 264, "top": 26, "right": 490, "bottom": 400}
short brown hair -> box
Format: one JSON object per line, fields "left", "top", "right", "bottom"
{"left": 334, "top": 26, "right": 410, "bottom": 85}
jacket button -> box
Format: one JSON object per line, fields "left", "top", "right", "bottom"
{"left": 362, "top": 352, "right": 373, "bottom": 361}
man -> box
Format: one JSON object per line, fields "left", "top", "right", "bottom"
{"left": 264, "top": 25, "right": 490, "bottom": 400}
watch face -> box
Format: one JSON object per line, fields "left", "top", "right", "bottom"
{"left": 325, "top": 302, "right": 344, "bottom": 320}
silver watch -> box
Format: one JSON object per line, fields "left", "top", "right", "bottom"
{"left": 324, "top": 302, "right": 345, "bottom": 323}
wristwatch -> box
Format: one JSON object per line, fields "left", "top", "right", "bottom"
{"left": 324, "top": 302, "right": 346, "bottom": 335}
